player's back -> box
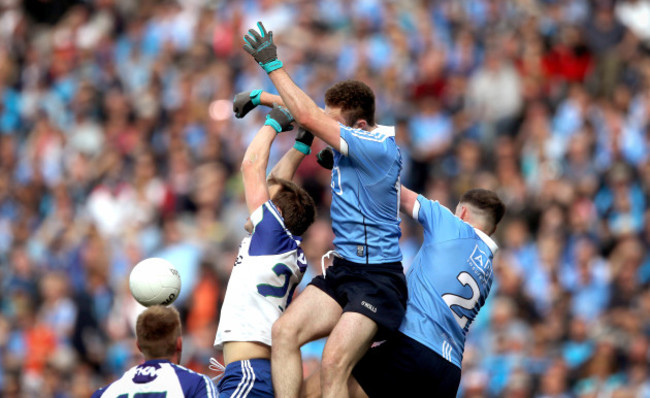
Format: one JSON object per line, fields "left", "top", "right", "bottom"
{"left": 330, "top": 124, "right": 402, "bottom": 264}
{"left": 214, "top": 201, "right": 306, "bottom": 353}
{"left": 399, "top": 196, "right": 497, "bottom": 368}
{"left": 92, "top": 360, "right": 217, "bottom": 397}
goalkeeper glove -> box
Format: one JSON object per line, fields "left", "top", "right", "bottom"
{"left": 233, "top": 90, "right": 262, "bottom": 118}
{"left": 316, "top": 147, "right": 334, "bottom": 170}
{"left": 294, "top": 127, "right": 314, "bottom": 155}
{"left": 243, "top": 21, "right": 283, "bottom": 74}
{"left": 265, "top": 104, "right": 294, "bottom": 133}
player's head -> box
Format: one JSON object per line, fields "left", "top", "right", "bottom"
{"left": 324, "top": 80, "right": 375, "bottom": 130}
{"left": 136, "top": 305, "right": 182, "bottom": 363}
{"left": 267, "top": 177, "right": 316, "bottom": 236}
{"left": 456, "top": 189, "right": 505, "bottom": 235}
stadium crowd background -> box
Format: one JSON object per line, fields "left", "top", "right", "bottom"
{"left": 0, "top": 0, "right": 649, "bottom": 396}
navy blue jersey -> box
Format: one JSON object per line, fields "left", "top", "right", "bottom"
{"left": 92, "top": 359, "right": 217, "bottom": 397}
{"left": 330, "top": 124, "right": 402, "bottom": 264}
{"left": 399, "top": 195, "right": 498, "bottom": 368}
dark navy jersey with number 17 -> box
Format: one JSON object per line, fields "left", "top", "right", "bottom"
{"left": 330, "top": 124, "right": 402, "bottom": 264}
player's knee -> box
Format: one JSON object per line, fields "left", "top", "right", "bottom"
{"left": 320, "top": 349, "right": 349, "bottom": 377}
{"left": 272, "top": 316, "right": 298, "bottom": 347}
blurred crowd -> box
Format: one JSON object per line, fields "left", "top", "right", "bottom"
{"left": 0, "top": 0, "right": 649, "bottom": 396}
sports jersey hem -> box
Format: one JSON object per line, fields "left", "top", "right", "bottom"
{"left": 400, "top": 329, "right": 462, "bottom": 369}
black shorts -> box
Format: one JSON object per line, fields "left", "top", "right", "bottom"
{"left": 352, "top": 332, "right": 461, "bottom": 398}
{"left": 309, "top": 257, "right": 407, "bottom": 341}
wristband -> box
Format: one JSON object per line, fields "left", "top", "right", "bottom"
{"left": 293, "top": 141, "right": 311, "bottom": 155}
{"left": 261, "top": 59, "right": 283, "bottom": 74}
{"left": 264, "top": 117, "right": 283, "bottom": 133}
{"left": 250, "top": 89, "right": 262, "bottom": 106}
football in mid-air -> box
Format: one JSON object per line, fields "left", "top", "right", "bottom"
{"left": 129, "top": 258, "right": 181, "bottom": 307}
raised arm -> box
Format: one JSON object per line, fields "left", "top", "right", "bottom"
{"left": 241, "top": 105, "right": 295, "bottom": 214}
{"left": 400, "top": 185, "right": 419, "bottom": 220}
{"left": 242, "top": 22, "right": 343, "bottom": 151}
{"left": 267, "top": 70, "right": 342, "bottom": 150}
{"left": 241, "top": 125, "right": 277, "bottom": 214}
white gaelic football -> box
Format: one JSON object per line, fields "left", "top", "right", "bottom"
{"left": 129, "top": 258, "right": 181, "bottom": 307}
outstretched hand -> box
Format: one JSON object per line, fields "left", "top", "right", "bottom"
{"left": 233, "top": 90, "right": 262, "bottom": 118}
{"left": 243, "top": 22, "right": 283, "bottom": 74}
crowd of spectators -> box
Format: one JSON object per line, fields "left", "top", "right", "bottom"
{"left": 0, "top": 0, "right": 649, "bottom": 396}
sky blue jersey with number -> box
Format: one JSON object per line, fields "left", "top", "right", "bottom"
{"left": 399, "top": 195, "right": 498, "bottom": 369}
{"left": 330, "top": 124, "right": 402, "bottom": 264}
{"left": 91, "top": 359, "right": 217, "bottom": 398}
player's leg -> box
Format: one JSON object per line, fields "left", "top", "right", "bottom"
{"left": 272, "top": 285, "right": 342, "bottom": 398}
{"left": 319, "top": 312, "right": 378, "bottom": 398}
{"left": 300, "top": 371, "right": 368, "bottom": 398}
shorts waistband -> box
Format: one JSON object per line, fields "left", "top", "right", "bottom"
{"left": 333, "top": 256, "right": 403, "bottom": 271}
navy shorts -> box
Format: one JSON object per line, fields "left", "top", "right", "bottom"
{"left": 309, "top": 257, "right": 407, "bottom": 340}
{"left": 352, "top": 332, "right": 461, "bottom": 397}
{"left": 217, "top": 359, "right": 273, "bottom": 398}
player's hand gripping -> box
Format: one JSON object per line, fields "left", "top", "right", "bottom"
{"left": 293, "top": 127, "right": 314, "bottom": 155}
{"left": 265, "top": 104, "right": 294, "bottom": 133}
{"left": 233, "top": 90, "right": 262, "bottom": 118}
{"left": 316, "top": 147, "right": 334, "bottom": 170}
{"left": 243, "top": 22, "right": 283, "bottom": 74}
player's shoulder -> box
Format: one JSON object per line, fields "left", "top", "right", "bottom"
{"left": 170, "top": 363, "right": 217, "bottom": 396}
{"left": 341, "top": 124, "right": 396, "bottom": 142}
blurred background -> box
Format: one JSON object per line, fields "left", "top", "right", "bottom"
{"left": 0, "top": 0, "right": 649, "bottom": 396}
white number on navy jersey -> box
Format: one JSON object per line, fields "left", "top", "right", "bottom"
{"left": 117, "top": 393, "right": 167, "bottom": 397}
{"left": 441, "top": 272, "right": 480, "bottom": 329}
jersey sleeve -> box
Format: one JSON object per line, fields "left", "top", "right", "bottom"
{"left": 90, "top": 388, "right": 105, "bottom": 398}
{"left": 249, "top": 201, "right": 298, "bottom": 256}
{"left": 413, "top": 195, "right": 460, "bottom": 240}
{"left": 339, "top": 125, "right": 399, "bottom": 180}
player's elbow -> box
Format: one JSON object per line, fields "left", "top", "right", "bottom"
{"left": 240, "top": 157, "right": 260, "bottom": 180}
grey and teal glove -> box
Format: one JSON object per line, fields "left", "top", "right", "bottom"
{"left": 265, "top": 104, "right": 294, "bottom": 133}
{"left": 243, "top": 22, "right": 283, "bottom": 74}
{"left": 294, "top": 128, "right": 314, "bottom": 155}
{"left": 233, "top": 90, "right": 262, "bottom": 118}
{"left": 316, "top": 147, "right": 334, "bottom": 170}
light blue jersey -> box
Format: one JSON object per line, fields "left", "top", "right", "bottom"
{"left": 399, "top": 195, "right": 498, "bottom": 368}
{"left": 330, "top": 124, "right": 402, "bottom": 264}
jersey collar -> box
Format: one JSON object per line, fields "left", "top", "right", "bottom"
{"left": 474, "top": 228, "right": 498, "bottom": 254}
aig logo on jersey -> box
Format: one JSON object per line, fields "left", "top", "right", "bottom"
{"left": 132, "top": 363, "right": 161, "bottom": 384}
{"left": 468, "top": 244, "right": 492, "bottom": 282}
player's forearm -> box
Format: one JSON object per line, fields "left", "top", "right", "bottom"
{"left": 268, "top": 148, "right": 305, "bottom": 182}
{"left": 268, "top": 69, "right": 319, "bottom": 125}
{"left": 267, "top": 69, "right": 345, "bottom": 151}
{"left": 259, "top": 92, "right": 284, "bottom": 107}
{"left": 241, "top": 126, "right": 277, "bottom": 194}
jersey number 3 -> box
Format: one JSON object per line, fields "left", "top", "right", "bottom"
{"left": 441, "top": 272, "right": 480, "bottom": 329}
{"left": 257, "top": 263, "right": 297, "bottom": 312}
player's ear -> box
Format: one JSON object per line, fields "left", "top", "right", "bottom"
{"left": 136, "top": 340, "right": 142, "bottom": 354}
{"left": 353, "top": 119, "right": 368, "bottom": 130}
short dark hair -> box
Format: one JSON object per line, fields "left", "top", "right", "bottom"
{"left": 268, "top": 177, "right": 316, "bottom": 236}
{"left": 324, "top": 80, "right": 376, "bottom": 127}
{"left": 136, "top": 305, "right": 181, "bottom": 359}
{"left": 459, "top": 189, "right": 505, "bottom": 234}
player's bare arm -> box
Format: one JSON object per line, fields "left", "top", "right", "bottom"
{"left": 400, "top": 185, "right": 419, "bottom": 219}
{"left": 241, "top": 104, "right": 295, "bottom": 214}
{"left": 242, "top": 22, "right": 343, "bottom": 151}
